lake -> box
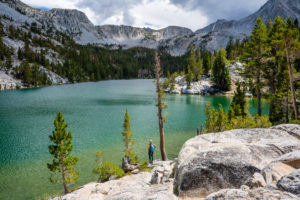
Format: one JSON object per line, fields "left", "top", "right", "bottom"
{"left": 0, "top": 79, "right": 269, "bottom": 200}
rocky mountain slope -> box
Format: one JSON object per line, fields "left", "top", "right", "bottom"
{"left": 49, "top": 124, "right": 300, "bottom": 200}
{"left": 1, "top": 0, "right": 299, "bottom": 56}
{"left": 194, "top": 0, "right": 300, "bottom": 50}
{"left": 0, "top": 0, "right": 299, "bottom": 90}
{"left": 0, "top": 0, "right": 179, "bottom": 90}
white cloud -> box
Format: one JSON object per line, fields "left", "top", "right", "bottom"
{"left": 22, "top": 0, "right": 78, "bottom": 9}
{"left": 21, "top": 0, "right": 267, "bottom": 31}
{"left": 170, "top": 0, "right": 268, "bottom": 23}
{"left": 129, "top": 0, "right": 208, "bottom": 30}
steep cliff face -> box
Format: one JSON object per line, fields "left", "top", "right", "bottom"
{"left": 96, "top": 25, "right": 156, "bottom": 48}
{"left": 48, "top": 8, "right": 100, "bottom": 44}
{"left": 95, "top": 25, "right": 194, "bottom": 50}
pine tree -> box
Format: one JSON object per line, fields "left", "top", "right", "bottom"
{"left": 228, "top": 82, "right": 247, "bottom": 120}
{"left": 282, "top": 18, "right": 300, "bottom": 119}
{"left": 47, "top": 111, "right": 79, "bottom": 194}
{"left": 226, "top": 36, "right": 234, "bottom": 60}
{"left": 242, "top": 17, "right": 268, "bottom": 116}
{"left": 170, "top": 72, "right": 176, "bottom": 90}
{"left": 266, "top": 16, "right": 288, "bottom": 123}
{"left": 0, "top": 18, "right": 4, "bottom": 61}
{"left": 186, "top": 66, "right": 194, "bottom": 89}
{"left": 212, "top": 48, "right": 231, "bottom": 91}
{"left": 155, "top": 51, "right": 168, "bottom": 161}
{"left": 23, "top": 61, "right": 32, "bottom": 85}
{"left": 17, "top": 47, "right": 23, "bottom": 60}
{"left": 205, "top": 103, "right": 228, "bottom": 133}
{"left": 205, "top": 103, "right": 217, "bottom": 133}
{"left": 216, "top": 104, "right": 227, "bottom": 132}
{"left": 265, "top": 17, "right": 299, "bottom": 120}
{"left": 203, "top": 51, "right": 211, "bottom": 75}
{"left": 31, "top": 62, "right": 40, "bottom": 86}
{"left": 195, "top": 47, "right": 203, "bottom": 79}
{"left": 187, "top": 44, "right": 197, "bottom": 80}
{"left": 121, "top": 109, "right": 138, "bottom": 164}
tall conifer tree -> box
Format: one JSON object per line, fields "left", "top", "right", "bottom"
{"left": 121, "top": 109, "right": 138, "bottom": 164}
{"left": 242, "top": 17, "right": 268, "bottom": 116}
{"left": 212, "top": 48, "right": 231, "bottom": 91}
{"left": 47, "top": 111, "right": 78, "bottom": 194}
{"left": 203, "top": 51, "right": 211, "bottom": 75}
{"left": 283, "top": 18, "right": 300, "bottom": 119}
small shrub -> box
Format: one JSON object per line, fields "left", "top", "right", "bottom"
{"left": 169, "top": 165, "right": 176, "bottom": 178}
{"left": 36, "top": 192, "right": 61, "bottom": 200}
{"left": 138, "top": 161, "right": 153, "bottom": 172}
{"left": 93, "top": 161, "right": 124, "bottom": 182}
{"left": 227, "top": 115, "right": 272, "bottom": 130}
{"left": 290, "top": 120, "right": 300, "bottom": 125}
{"left": 162, "top": 79, "right": 170, "bottom": 89}
{"left": 16, "top": 85, "right": 21, "bottom": 89}
{"left": 205, "top": 103, "right": 272, "bottom": 133}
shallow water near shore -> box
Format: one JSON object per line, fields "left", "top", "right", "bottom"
{"left": 0, "top": 79, "right": 269, "bottom": 200}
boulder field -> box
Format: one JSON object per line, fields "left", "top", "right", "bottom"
{"left": 50, "top": 124, "right": 300, "bottom": 200}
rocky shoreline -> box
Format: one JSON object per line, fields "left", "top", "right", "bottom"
{"left": 164, "top": 62, "right": 246, "bottom": 96}
{"left": 49, "top": 124, "right": 300, "bottom": 200}
{"left": 0, "top": 69, "right": 67, "bottom": 91}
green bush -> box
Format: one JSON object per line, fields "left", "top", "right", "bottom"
{"left": 162, "top": 79, "right": 170, "bottom": 89}
{"left": 138, "top": 161, "right": 153, "bottom": 172}
{"left": 291, "top": 120, "right": 300, "bottom": 125}
{"left": 226, "top": 115, "right": 272, "bottom": 130}
{"left": 16, "top": 85, "right": 21, "bottom": 89}
{"left": 205, "top": 103, "right": 272, "bottom": 133}
{"left": 93, "top": 161, "right": 124, "bottom": 182}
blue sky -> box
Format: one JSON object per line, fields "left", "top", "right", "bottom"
{"left": 38, "top": 7, "right": 50, "bottom": 11}
{"left": 22, "top": 0, "right": 268, "bottom": 31}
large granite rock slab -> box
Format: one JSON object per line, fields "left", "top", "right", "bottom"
{"left": 205, "top": 187, "right": 299, "bottom": 200}
{"left": 174, "top": 124, "right": 300, "bottom": 198}
{"left": 49, "top": 161, "right": 177, "bottom": 200}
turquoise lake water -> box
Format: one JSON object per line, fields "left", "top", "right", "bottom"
{"left": 0, "top": 79, "right": 269, "bottom": 200}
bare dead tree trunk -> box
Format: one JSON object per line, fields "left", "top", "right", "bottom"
{"left": 285, "top": 46, "right": 298, "bottom": 120}
{"left": 154, "top": 51, "right": 168, "bottom": 161}
{"left": 286, "top": 88, "right": 290, "bottom": 123}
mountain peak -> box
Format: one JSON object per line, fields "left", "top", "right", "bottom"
{"left": 242, "top": 0, "right": 300, "bottom": 25}
{"left": 49, "top": 8, "right": 93, "bottom": 25}
{"left": 0, "top": 0, "right": 299, "bottom": 56}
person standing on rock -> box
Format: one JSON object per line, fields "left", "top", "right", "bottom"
{"left": 148, "top": 140, "right": 156, "bottom": 164}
